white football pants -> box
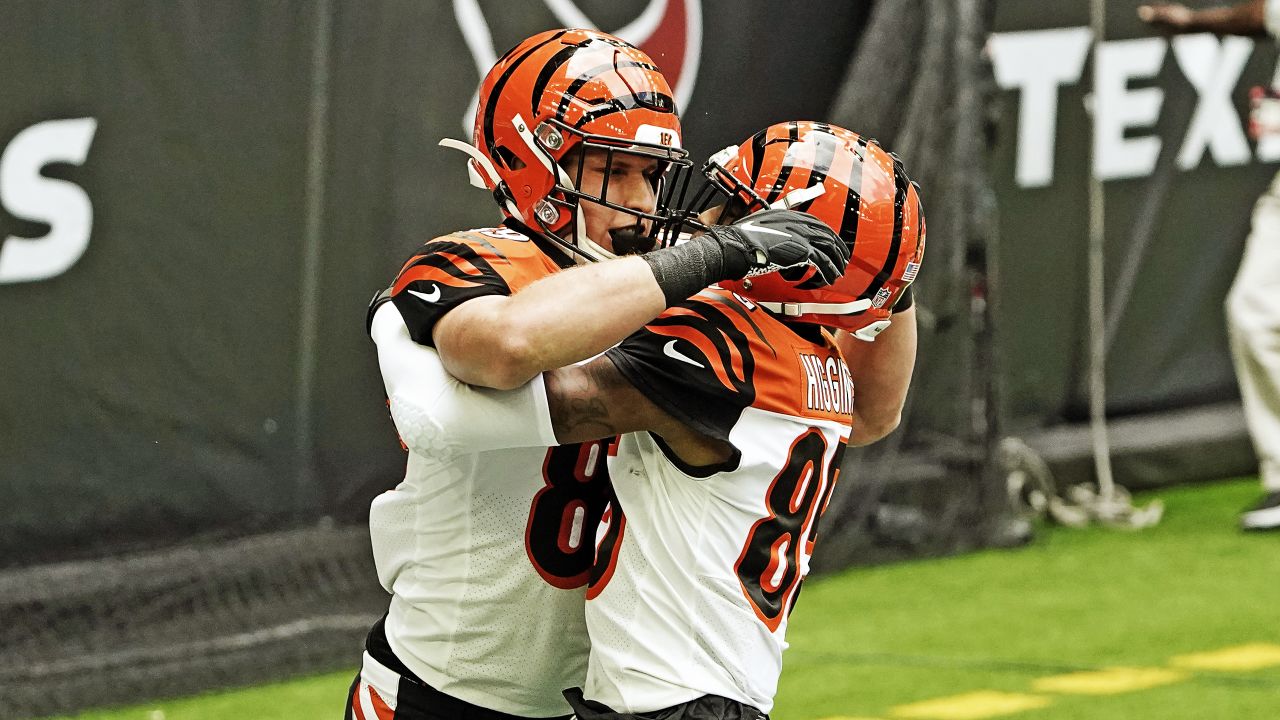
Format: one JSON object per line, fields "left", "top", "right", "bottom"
{"left": 1226, "top": 171, "right": 1280, "bottom": 493}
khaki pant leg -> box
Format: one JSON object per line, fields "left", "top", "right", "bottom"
{"left": 1226, "top": 172, "right": 1280, "bottom": 492}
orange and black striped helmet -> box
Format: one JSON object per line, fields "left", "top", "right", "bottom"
{"left": 457, "top": 28, "right": 689, "bottom": 260}
{"left": 672, "top": 121, "right": 925, "bottom": 339}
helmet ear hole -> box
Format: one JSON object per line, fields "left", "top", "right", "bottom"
{"left": 493, "top": 145, "right": 526, "bottom": 171}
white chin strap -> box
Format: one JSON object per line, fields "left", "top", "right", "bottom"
{"left": 768, "top": 183, "right": 826, "bottom": 210}
{"left": 574, "top": 227, "right": 617, "bottom": 263}
{"left": 568, "top": 184, "right": 616, "bottom": 263}
{"left": 852, "top": 319, "right": 893, "bottom": 342}
{"left": 757, "top": 298, "right": 872, "bottom": 317}
{"left": 755, "top": 297, "right": 892, "bottom": 342}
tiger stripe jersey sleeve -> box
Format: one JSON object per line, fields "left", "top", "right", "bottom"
{"left": 604, "top": 291, "right": 758, "bottom": 443}
{"left": 388, "top": 235, "right": 513, "bottom": 347}
{"left": 373, "top": 227, "right": 562, "bottom": 348}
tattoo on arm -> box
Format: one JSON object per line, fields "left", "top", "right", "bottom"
{"left": 547, "top": 360, "right": 629, "bottom": 443}
{"left": 545, "top": 356, "right": 735, "bottom": 466}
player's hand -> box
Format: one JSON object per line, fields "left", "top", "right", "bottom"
{"left": 704, "top": 208, "right": 851, "bottom": 286}
{"left": 1137, "top": 4, "right": 1195, "bottom": 32}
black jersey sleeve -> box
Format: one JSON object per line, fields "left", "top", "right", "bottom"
{"left": 605, "top": 295, "right": 759, "bottom": 443}
{"left": 373, "top": 238, "right": 513, "bottom": 347}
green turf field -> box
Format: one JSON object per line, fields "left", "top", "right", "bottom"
{"left": 48, "top": 477, "right": 1280, "bottom": 720}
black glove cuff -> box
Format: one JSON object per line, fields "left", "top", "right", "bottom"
{"left": 642, "top": 236, "right": 726, "bottom": 307}
{"left": 893, "top": 285, "right": 914, "bottom": 312}
{"left": 703, "top": 226, "right": 753, "bottom": 280}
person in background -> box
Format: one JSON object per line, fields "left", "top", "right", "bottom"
{"left": 1140, "top": 0, "right": 1280, "bottom": 531}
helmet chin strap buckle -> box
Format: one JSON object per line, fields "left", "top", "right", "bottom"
{"left": 534, "top": 200, "right": 560, "bottom": 225}
{"left": 853, "top": 319, "right": 892, "bottom": 342}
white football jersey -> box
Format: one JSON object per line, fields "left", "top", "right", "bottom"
{"left": 584, "top": 288, "right": 854, "bottom": 714}
{"left": 366, "top": 228, "right": 612, "bottom": 717}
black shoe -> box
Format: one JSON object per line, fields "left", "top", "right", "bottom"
{"left": 1241, "top": 491, "right": 1280, "bottom": 531}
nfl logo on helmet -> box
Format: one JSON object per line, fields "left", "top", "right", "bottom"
{"left": 871, "top": 287, "right": 894, "bottom": 309}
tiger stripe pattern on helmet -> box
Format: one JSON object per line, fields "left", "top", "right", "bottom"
{"left": 478, "top": 30, "right": 678, "bottom": 162}
{"left": 705, "top": 121, "right": 926, "bottom": 334}
{"left": 480, "top": 31, "right": 566, "bottom": 155}
{"left": 468, "top": 28, "right": 686, "bottom": 252}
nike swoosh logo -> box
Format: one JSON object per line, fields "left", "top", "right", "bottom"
{"left": 407, "top": 285, "right": 442, "bottom": 303}
{"left": 736, "top": 220, "right": 791, "bottom": 238}
{"left": 663, "top": 339, "right": 704, "bottom": 369}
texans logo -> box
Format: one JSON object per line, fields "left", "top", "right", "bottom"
{"left": 452, "top": 0, "right": 703, "bottom": 133}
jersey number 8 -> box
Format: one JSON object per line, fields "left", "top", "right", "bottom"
{"left": 525, "top": 440, "right": 615, "bottom": 589}
{"left": 736, "top": 429, "right": 844, "bottom": 632}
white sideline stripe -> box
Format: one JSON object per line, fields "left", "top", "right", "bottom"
{"left": 4, "top": 614, "right": 373, "bottom": 680}
{"left": 361, "top": 651, "right": 401, "bottom": 710}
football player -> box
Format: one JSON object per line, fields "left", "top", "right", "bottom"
{"left": 348, "top": 30, "right": 850, "bottom": 720}
{"left": 541, "top": 122, "right": 926, "bottom": 718}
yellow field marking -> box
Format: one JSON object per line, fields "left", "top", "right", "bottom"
{"left": 889, "top": 690, "right": 1052, "bottom": 719}
{"left": 1031, "top": 666, "right": 1188, "bottom": 695}
{"left": 1169, "top": 643, "right": 1280, "bottom": 672}
{"left": 835, "top": 643, "right": 1278, "bottom": 720}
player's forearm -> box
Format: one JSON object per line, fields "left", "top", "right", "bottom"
{"left": 837, "top": 307, "right": 918, "bottom": 447}
{"left": 494, "top": 212, "right": 840, "bottom": 385}
{"left": 544, "top": 360, "right": 647, "bottom": 444}
{"left": 509, "top": 255, "right": 666, "bottom": 372}
{"left": 434, "top": 208, "right": 846, "bottom": 390}
{"left": 544, "top": 358, "right": 735, "bottom": 466}
{"left": 437, "top": 257, "right": 666, "bottom": 390}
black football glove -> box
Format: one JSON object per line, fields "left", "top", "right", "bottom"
{"left": 642, "top": 208, "right": 851, "bottom": 307}
{"left": 702, "top": 208, "right": 850, "bottom": 285}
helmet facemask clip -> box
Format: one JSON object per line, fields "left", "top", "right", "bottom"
{"left": 515, "top": 116, "right": 689, "bottom": 263}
